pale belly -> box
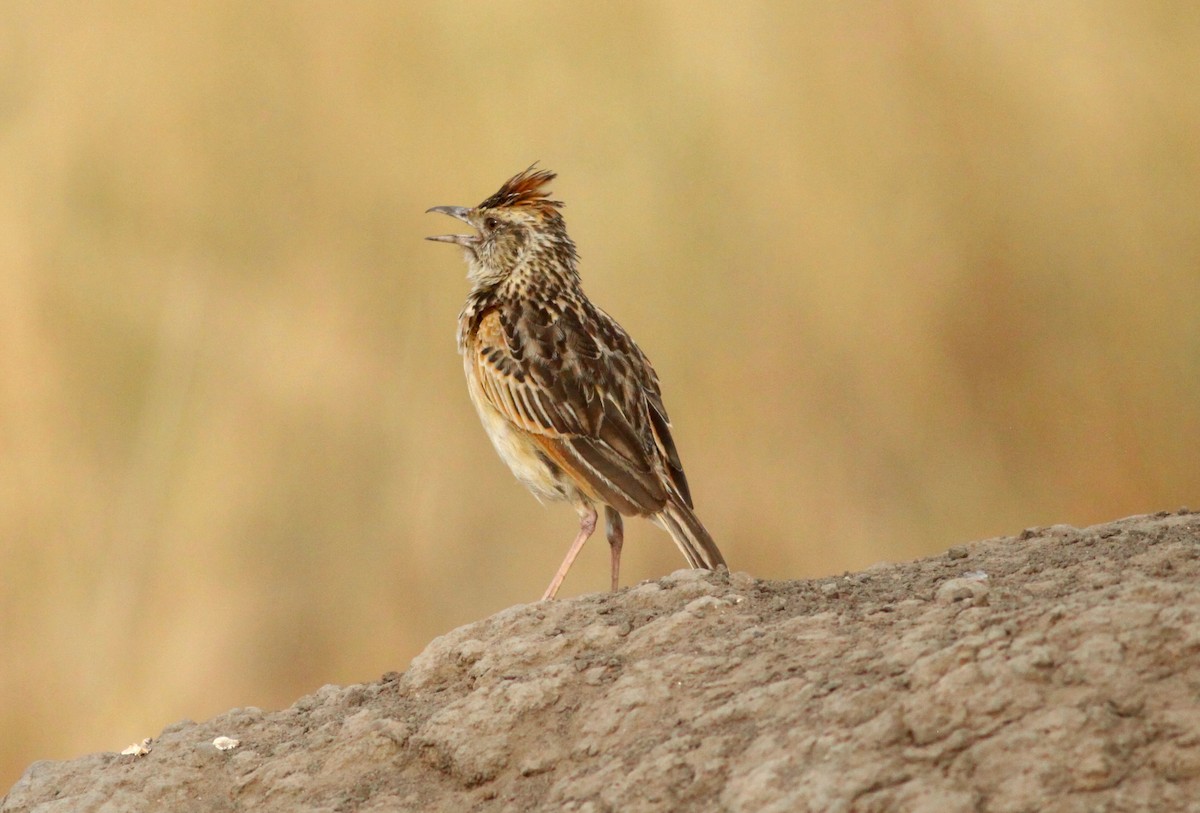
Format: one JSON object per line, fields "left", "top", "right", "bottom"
{"left": 465, "top": 362, "right": 576, "bottom": 504}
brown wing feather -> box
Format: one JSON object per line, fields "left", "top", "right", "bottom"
{"left": 470, "top": 302, "right": 673, "bottom": 516}
{"left": 647, "top": 397, "right": 693, "bottom": 509}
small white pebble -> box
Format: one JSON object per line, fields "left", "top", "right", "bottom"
{"left": 962, "top": 570, "right": 989, "bottom": 581}
{"left": 121, "top": 738, "right": 151, "bottom": 756}
{"left": 935, "top": 576, "right": 990, "bottom": 606}
{"left": 684, "top": 595, "right": 726, "bottom": 615}
{"left": 212, "top": 736, "right": 240, "bottom": 751}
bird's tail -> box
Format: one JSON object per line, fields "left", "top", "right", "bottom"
{"left": 654, "top": 499, "right": 726, "bottom": 571}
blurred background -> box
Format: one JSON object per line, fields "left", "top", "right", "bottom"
{"left": 1, "top": 0, "right": 1197, "bottom": 788}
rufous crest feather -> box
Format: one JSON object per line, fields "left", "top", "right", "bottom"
{"left": 477, "top": 165, "right": 563, "bottom": 215}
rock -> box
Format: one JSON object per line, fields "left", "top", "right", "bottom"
{"left": 4, "top": 511, "right": 1199, "bottom": 812}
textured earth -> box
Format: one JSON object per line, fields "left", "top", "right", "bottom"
{"left": 5, "top": 510, "right": 1200, "bottom": 812}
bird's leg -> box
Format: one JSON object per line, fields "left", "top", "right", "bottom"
{"left": 605, "top": 506, "right": 624, "bottom": 592}
{"left": 541, "top": 504, "right": 598, "bottom": 600}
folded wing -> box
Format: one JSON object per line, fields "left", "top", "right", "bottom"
{"left": 470, "top": 301, "right": 684, "bottom": 517}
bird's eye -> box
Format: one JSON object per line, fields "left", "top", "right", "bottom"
{"left": 484, "top": 217, "right": 500, "bottom": 231}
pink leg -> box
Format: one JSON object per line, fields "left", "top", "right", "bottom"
{"left": 541, "top": 505, "right": 598, "bottom": 600}
{"left": 605, "top": 507, "right": 624, "bottom": 592}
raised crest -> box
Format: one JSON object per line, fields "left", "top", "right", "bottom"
{"left": 478, "top": 165, "right": 563, "bottom": 214}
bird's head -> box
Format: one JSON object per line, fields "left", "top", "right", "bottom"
{"left": 426, "top": 165, "right": 578, "bottom": 289}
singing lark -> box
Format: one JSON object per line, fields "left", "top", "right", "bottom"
{"left": 426, "top": 166, "right": 726, "bottom": 599}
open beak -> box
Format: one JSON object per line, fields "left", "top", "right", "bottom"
{"left": 425, "top": 206, "right": 479, "bottom": 247}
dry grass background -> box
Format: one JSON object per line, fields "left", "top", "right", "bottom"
{"left": 1, "top": 1, "right": 1197, "bottom": 788}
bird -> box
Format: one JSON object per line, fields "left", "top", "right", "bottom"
{"left": 426, "top": 166, "right": 726, "bottom": 599}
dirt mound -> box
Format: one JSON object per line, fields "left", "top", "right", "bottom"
{"left": 5, "top": 511, "right": 1198, "bottom": 812}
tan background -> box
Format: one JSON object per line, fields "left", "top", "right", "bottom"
{"left": 1, "top": 2, "right": 1197, "bottom": 788}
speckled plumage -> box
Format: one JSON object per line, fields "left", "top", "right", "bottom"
{"left": 427, "top": 166, "right": 725, "bottom": 599}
